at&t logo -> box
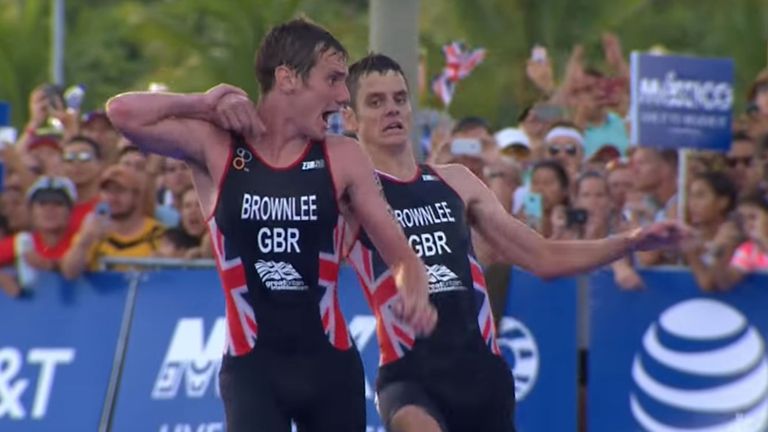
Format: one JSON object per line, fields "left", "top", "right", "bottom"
{"left": 0, "top": 347, "right": 74, "bottom": 420}
{"left": 497, "top": 316, "right": 539, "bottom": 401}
{"left": 631, "top": 299, "right": 768, "bottom": 431}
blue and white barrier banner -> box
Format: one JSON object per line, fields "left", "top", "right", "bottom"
{"left": 0, "top": 272, "right": 129, "bottom": 432}
{"left": 503, "top": 268, "right": 579, "bottom": 432}
{"left": 630, "top": 52, "right": 734, "bottom": 151}
{"left": 589, "top": 269, "right": 768, "bottom": 431}
{"left": 111, "top": 270, "right": 226, "bottom": 432}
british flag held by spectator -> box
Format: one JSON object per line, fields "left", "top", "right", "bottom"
{"left": 432, "top": 41, "right": 487, "bottom": 107}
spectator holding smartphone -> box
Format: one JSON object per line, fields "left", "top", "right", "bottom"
{"left": 61, "top": 164, "right": 164, "bottom": 278}
{"left": 522, "top": 159, "right": 570, "bottom": 238}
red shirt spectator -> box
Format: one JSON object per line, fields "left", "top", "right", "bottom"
{"left": 0, "top": 176, "right": 77, "bottom": 269}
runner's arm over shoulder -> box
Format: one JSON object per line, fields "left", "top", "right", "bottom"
{"left": 327, "top": 136, "right": 419, "bottom": 270}
{"left": 106, "top": 84, "right": 249, "bottom": 168}
{"left": 327, "top": 136, "right": 436, "bottom": 335}
{"left": 435, "top": 164, "right": 636, "bottom": 278}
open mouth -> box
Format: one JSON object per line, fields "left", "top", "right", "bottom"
{"left": 383, "top": 120, "right": 404, "bottom": 132}
{"left": 321, "top": 110, "right": 335, "bottom": 126}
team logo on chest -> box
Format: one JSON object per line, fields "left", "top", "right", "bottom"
{"left": 255, "top": 260, "right": 308, "bottom": 291}
{"left": 425, "top": 264, "right": 465, "bottom": 293}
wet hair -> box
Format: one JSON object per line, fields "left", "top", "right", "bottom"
{"left": 346, "top": 53, "right": 408, "bottom": 110}
{"left": 254, "top": 18, "right": 347, "bottom": 94}
{"left": 690, "top": 171, "right": 738, "bottom": 214}
{"left": 64, "top": 135, "right": 102, "bottom": 160}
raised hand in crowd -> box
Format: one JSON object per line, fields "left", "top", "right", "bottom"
{"left": 556, "top": 44, "right": 586, "bottom": 107}
{"left": 525, "top": 47, "right": 555, "bottom": 95}
{"left": 0, "top": 273, "right": 22, "bottom": 298}
{"left": 23, "top": 249, "right": 58, "bottom": 272}
{"left": 602, "top": 33, "right": 629, "bottom": 79}
{"left": 81, "top": 209, "right": 113, "bottom": 245}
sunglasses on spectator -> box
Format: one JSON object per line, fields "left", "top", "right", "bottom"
{"left": 726, "top": 156, "right": 753, "bottom": 168}
{"left": 63, "top": 151, "right": 95, "bottom": 163}
{"left": 548, "top": 145, "right": 579, "bottom": 157}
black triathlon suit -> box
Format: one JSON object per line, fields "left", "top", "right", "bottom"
{"left": 347, "top": 165, "right": 516, "bottom": 432}
{"left": 210, "top": 135, "right": 364, "bottom": 432}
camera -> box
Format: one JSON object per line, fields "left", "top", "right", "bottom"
{"left": 566, "top": 208, "right": 588, "bottom": 227}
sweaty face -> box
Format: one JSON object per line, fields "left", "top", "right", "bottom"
{"left": 349, "top": 71, "right": 412, "bottom": 149}
{"left": 292, "top": 50, "right": 350, "bottom": 140}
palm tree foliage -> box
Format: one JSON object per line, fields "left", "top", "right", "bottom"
{"left": 0, "top": 0, "right": 766, "bottom": 129}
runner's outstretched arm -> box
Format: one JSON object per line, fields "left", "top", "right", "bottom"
{"left": 436, "top": 164, "right": 690, "bottom": 278}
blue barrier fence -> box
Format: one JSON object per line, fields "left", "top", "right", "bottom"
{"left": 1, "top": 266, "right": 767, "bottom": 431}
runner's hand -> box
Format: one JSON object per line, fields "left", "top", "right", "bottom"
{"left": 205, "top": 84, "right": 264, "bottom": 138}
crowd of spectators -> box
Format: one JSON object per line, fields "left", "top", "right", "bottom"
{"left": 1, "top": 33, "right": 767, "bottom": 300}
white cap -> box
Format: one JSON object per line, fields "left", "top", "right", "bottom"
{"left": 494, "top": 127, "right": 530, "bottom": 150}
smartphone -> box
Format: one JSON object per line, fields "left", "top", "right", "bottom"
{"left": 95, "top": 202, "right": 111, "bottom": 217}
{"left": 531, "top": 103, "right": 565, "bottom": 122}
{"left": 450, "top": 138, "right": 482, "bottom": 157}
{"left": 0, "top": 127, "right": 17, "bottom": 146}
{"left": 524, "top": 192, "right": 543, "bottom": 230}
{"left": 43, "top": 84, "right": 65, "bottom": 111}
{"left": 64, "top": 85, "right": 85, "bottom": 111}
{"left": 566, "top": 208, "right": 588, "bottom": 227}
{"left": 531, "top": 45, "right": 548, "bottom": 63}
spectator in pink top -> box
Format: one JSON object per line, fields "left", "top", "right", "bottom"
{"left": 714, "top": 191, "right": 768, "bottom": 290}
